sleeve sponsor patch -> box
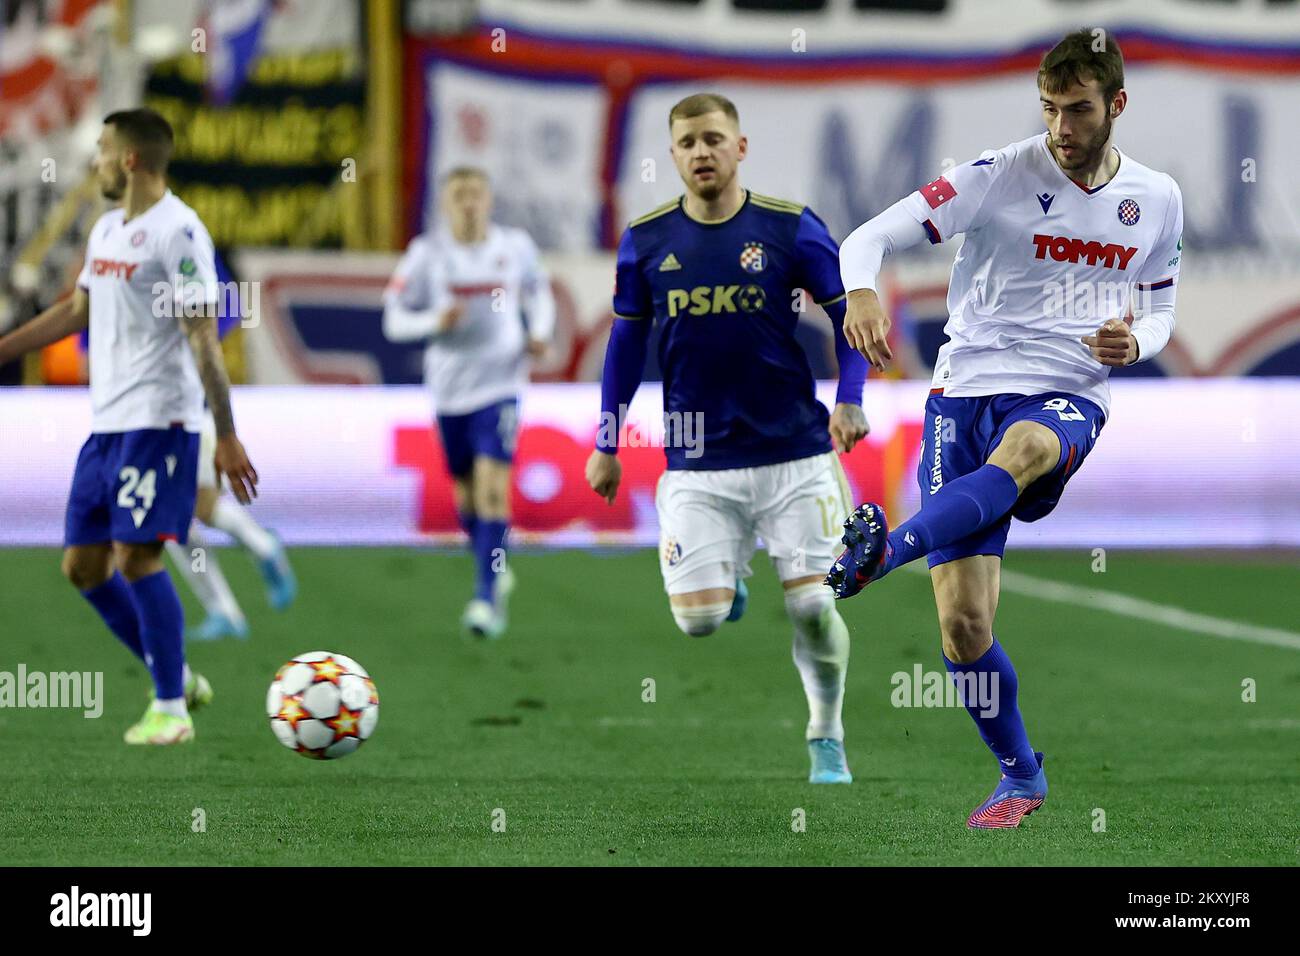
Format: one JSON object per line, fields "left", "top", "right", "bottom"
{"left": 921, "top": 176, "right": 957, "bottom": 209}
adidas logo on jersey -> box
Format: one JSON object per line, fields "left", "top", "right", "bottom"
{"left": 1031, "top": 234, "right": 1139, "bottom": 270}
{"left": 658, "top": 253, "right": 682, "bottom": 272}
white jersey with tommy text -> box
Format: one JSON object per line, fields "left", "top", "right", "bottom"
{"left": 385, "top": 224, "right": 552, "bottom": 416}
{"left": 900, "top": 133, "right": 1183, "bottom": 414}
{"left": 76, "top": 190, "right": 218, "bottom": 433}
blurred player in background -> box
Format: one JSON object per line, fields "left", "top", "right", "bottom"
{"left": 0, "top": 108, "right": 259, "bottom": 744}
{"left": 585, "top": 93, "right": 870, "bottom": 784}
{"left": 164, "top": 259, "right": 297, "bottom": 642}
{"left": 383, "top": 167, "right": 555, "bottom": 639}
{"left": 830, "top": 31, "right": 1182, "bottom": 826}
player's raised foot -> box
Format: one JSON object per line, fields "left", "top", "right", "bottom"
{"left": 807, "top": 738, "right": 853, "bottom": 784}
{"left": 258, "top": 533, "right": 297, "bottom": 611}
{"left": 462, "top": 598, "right": 505, "bottom": 640}
{"left": 967, "top": 751, "right": 1048, "bottom": 829}
{"left": 185, "top": 671, "right": 214, "bottom": 711}
{"left": 825, "top": 503, "right": 890, "bottom": 600}
{"left": 725, "top": 577, "right": 749, "bottom": 622}
{"left": 186, "top": 612, "right": 248, "bottom": 642}
{"left": 124, "top": 708, "right": 194, "bottom": 745}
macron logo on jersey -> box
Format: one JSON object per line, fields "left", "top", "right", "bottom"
{"left": 921, "top": 176, "right": 957, "bottom": 209}
{"left": 1031, "top": 234, "right": 1139, "bottom": 271}
{"left": 91, "top": 259, "right": 141, "bottom": 280}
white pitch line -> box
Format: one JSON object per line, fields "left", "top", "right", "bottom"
{"left": 996, "top": 568, "right": 1300, "bottom": 651}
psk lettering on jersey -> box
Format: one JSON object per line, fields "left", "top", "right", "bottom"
{"left": 92, "top": 259, "right": 141, "bottom": 280}
{"left": 1030, "top": 234, "right": 1138, "bottom": 270}
{"left": 667, "top": 284, "right": 765, "bottom": 316}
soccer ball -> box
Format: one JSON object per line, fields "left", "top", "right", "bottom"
{"left": 266, "top": 651, "right": 379, "bottom": 759}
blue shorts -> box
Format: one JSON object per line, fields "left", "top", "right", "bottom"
{"left": 436, "top": 398, "right": 519, "bottom": 478}
{"left": 917, "top": 390, "right": 1106, "bottom": 568}
{"left": 64, "top": 427, "right": 201, "bottom": 547}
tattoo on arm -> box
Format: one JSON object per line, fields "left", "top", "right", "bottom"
{"left": 181, "top": 314, "right": 235, "bottom": 436}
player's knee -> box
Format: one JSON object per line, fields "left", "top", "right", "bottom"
{"left": 114, "top": 544, "right": 164, "bottom": 583}
{"left": 62, "top": 549, "right": 109, "bottom": 591}
{"left": 938, "top": 608, "right": 993, "bottom": 661}
{"left": 783, "top": 581, "right": 835, "bottom": 636}
{"left": 671, "top": 600, "right": 732, "bottom": 638}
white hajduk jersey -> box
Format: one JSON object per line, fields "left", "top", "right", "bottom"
{"left": 383, "top": 224, "right": 555, "bottom": 417}
{"left": 899, "top": 133, "right": 1183, "bottom": 415}
{"left": 76, "top": 190, "right": 218, "bottom": 434}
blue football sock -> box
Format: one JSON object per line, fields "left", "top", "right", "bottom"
{"left": 129, "top": 570, "right": 187, "bottom": 700}
{"left": 457, "top": 509, "right": 478, "bottom": 539}
{"left": 82, "top": 571, "right": 145, "bottom": 662}
{"left": 944, "top": 638, "right": 1038, "bottom": 779}
{"left": 881, "top": 463, "right": 1020, "bottom": 574}
{"left": 471, "top": 518, "right": 508, "bottom": 605}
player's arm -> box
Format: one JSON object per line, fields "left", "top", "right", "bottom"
{"left": 0, "top": 289, "right": 89, "bottom": 366}
{"left": 519, "top": 233, "right": 556, "bottom": 358}
{"left": 171, "top": 222, "right": 259, "bottom": 503}
{"left": 382, "top": 237, "right": 460, "bottom": 342}
{"left": 1083, "top": 181, "right": 1184, "bottom": 367}
{"left": 840, "top": 153, "right": 1004, "bottom": 370}
{"left": 181, "top": 311, "right": 256, "bottom": 503}
{"left": 585, "top": 228, "right": 653, "bottom": 505}
{"left": 794, "top": 208, "right": 870, "bottom": 453}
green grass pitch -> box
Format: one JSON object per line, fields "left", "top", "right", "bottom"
{"left": 1, "top": 546, "right": 1297, "bottom": 866}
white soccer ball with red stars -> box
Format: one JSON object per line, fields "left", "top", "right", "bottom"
{"left": 266, "top": 651, "right": 379, "bottom": 759}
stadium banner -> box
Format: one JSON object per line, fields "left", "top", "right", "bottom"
{"left": 1, "top": 380, "right": 1297, "bottom": 549}
{"left": 402, "top": 23, "right": 1300, "bottom": 256}
{"left": 142, "top": 47, "right": 366, "bottom": 249}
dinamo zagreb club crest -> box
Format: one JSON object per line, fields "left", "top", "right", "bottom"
{"left": 740, "top": 242, "right": 766, "bottom": 273}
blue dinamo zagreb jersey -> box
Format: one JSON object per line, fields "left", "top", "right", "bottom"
{"left": 614, "top": 190, "right": 847, "bottom": 470}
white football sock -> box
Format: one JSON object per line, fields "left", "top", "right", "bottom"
{"left": 151, "top": 697, "right": 188, "bottom": 718}
{"left": 166, "top": 529, "right": 246, "bottom": 625}
{"left": 785, "top": 581, "right": 850, "bottom": 741}
{"left": 209, "top": 497, "right": 277, "bottom": 559}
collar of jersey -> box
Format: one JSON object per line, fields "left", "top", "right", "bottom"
{"left": 121, "top": 189, "right": 173, "bottom": 226}
{"left": 678, "top": 189, "right": 749, "bottom": 226}
{"left": 1038, "top": 133, "right": 1124, "bottom": 197}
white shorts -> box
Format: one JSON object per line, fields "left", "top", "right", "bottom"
{"left": 655, "top": 451, "right": 854, "bottom": 595}
{"left": 197, "top": 411, "right": 218, "bottom": 489}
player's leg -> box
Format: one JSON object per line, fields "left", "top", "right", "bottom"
{"left": 760, "top": 453, "right": 854, "bottom": 783}
{"left": 931, "top": 554, "right": 1047, "bottom": 828}
{"left": 169, "top": 486, "right": 249, "bottom": 640}
{"left": 828, "top": 395, "right": 1062, "bottom": 597}
{"left": 110, "top": 427, "right": 207, "bottom": 744}
{"left": 657, "top": 469, "right": 749, "bottom": 638}
{"left": 461, "top": 399, "right": 518, "bottom": 638}
{"left": 62, "top": 434, "right": 152, "bottom": 662}
{"left": 194, "top": 407, "right": 294, "bottom": 612}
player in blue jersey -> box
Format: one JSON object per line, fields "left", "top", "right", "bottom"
{"left": 163, "top": 257, "right": 297, "bottom": 641}
{"left": 585, "top": 93, "right": 870, "bottom": 783}
{"left": 829, "top": 33, "right": 1183, "bottom": 826}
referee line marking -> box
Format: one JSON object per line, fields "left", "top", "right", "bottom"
{"left": 995, "top": 568, "right": 1300, "bottom": 651}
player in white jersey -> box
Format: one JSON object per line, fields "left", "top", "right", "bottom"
{"left": 827, "top": 32, "right": 1183, "bottom": 827}
{"left": 383, "top": 167, "right": 555, "bottom": 639}
{"left": 0, "top": 109, "right": 258, "bottom": 745}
